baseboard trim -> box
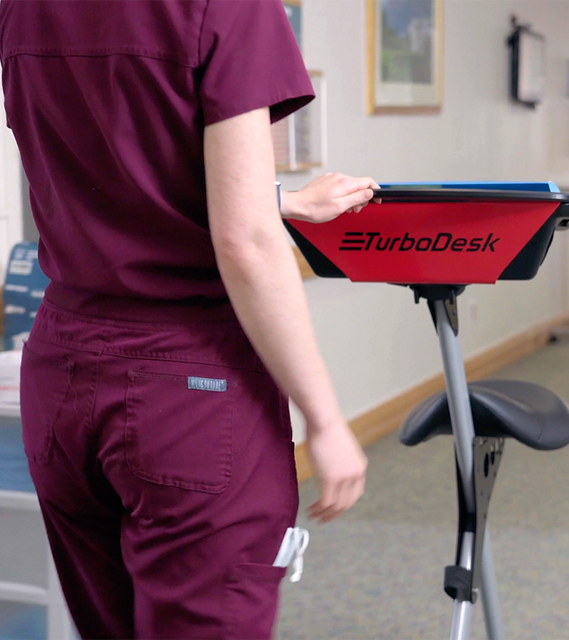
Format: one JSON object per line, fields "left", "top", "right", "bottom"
{"left": 293, "top": 247, "right": 316, "bottom": 280}
{"left": 294, "top": 311, "right": 569, "bottom": 483}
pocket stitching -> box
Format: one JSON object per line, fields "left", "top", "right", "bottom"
{"left": 125, "top": 368, "right": 234, "bottom": 493}
{"left": 22, "top": 345, "right": 75, "bottom": 464}
{"left": 226, "top": 563, "right": 288, "bottom": 583}
{"left": 24, "top": 343, "right": 74, "bottom": 369}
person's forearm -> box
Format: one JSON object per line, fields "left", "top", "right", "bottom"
{"left": 205, "top": 108, "right": 343, "bottom": 430}
{"left": 279, "top": 190, "right": 300, "bottom": 219}
{"left": 204, "top": 100, "right": 367, "bottom": 523}
{"left": 214, "top": 226, "right": 341, "bottom": 429}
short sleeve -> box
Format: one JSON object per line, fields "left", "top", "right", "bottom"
{"left": 199, "top": 0, "right": 315, "bottom": 126}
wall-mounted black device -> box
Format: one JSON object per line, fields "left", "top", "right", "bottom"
{"left": 507, "top": 16, "right": 546, "bottom": 109}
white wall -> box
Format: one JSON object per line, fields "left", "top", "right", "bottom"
{"left": 279, "top": 0, "right": 569, "bottom": 442}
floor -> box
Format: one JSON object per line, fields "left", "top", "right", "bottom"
{"left": 277, "top": 337, "right": 569, "bottom": 640}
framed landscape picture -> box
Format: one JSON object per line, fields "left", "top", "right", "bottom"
{"left": 367, "top": 0, "right": 443, "bottom": 114}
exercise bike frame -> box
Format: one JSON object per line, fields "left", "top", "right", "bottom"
{"left": 425, "top": 290, "right": 504, "bottom": 640}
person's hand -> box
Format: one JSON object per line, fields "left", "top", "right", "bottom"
{"left": 281, "top": 173, "right": 381, "bottom": 223}
{"left": 305, "top": 415, "right": 368, "bottom": 523}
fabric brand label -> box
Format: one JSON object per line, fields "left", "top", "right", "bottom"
{"left": 188, "top": 377, "right": 227, "bottom": 392}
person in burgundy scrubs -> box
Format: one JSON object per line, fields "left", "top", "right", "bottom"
{"left": 0, "top": 1, "right": 377, "bottom": 638}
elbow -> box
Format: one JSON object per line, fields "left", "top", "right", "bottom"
{"left": 211, "top": 224, "right": 279, "bottom": 261}
{"left": 211, "top": 225, "right": 287, "bottom": 277}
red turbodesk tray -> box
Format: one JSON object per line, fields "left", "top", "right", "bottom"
{"left": 285, "top": 188, "right": 569, "bottom": 285}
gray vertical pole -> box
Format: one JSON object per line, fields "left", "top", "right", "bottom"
{"left": 449, "top": 532, "right": 475, "bottom": 640}
{"left": 480, "top": 531, "right": 504, "bottom": 640}
{"left": 435, "top": 301, "right": 475, "bottom": 513}
{"left": 435, "top": 301, "right": 504, "bottom": 640}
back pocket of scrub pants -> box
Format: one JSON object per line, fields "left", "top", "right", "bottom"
{"left": 125, "top": 368, "right": 235, "bottom": 493}
{"left": 224, "top": 563, "right": 287, "bottom": 640}
{"left": 20, "top": 344, "right": 75, "bottom": 465}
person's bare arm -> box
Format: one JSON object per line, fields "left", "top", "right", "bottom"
{"left": 281, "top": 173, "right": 380, "bottom": 223}
{"left": 204, "top": 107, "right": 367, "bottom": 522}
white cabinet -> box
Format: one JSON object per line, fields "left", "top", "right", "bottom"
{"left": 0, "top": 412, "right": 73, "bottom": 640}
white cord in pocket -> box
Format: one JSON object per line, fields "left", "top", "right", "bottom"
{"left": 289, "top": 527, "right": 309, "bottom": 583}
{"left": 273, "top": 527, "right": 310, "bottom": 583}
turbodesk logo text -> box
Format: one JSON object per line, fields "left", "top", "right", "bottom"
{"left": 339, "top": 231, "right": 500, "bottom": 253}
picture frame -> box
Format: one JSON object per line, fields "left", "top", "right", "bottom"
{"left": 274, "top": 1, "right": 326, "bottom": 173}
{"left": 367, "top": 0, "right": 443, "bottom": 114}
{"left": 283, "top": 0, "right": 302, "bottom": 50}
{"left": 273, "top": 70, "right": 327, "bottom": 173}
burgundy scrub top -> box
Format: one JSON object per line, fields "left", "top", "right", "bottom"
{"left": 0, "top": 0, "right": 314, "bottom": 317}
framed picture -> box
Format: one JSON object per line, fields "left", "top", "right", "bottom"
{"left": 274, "top": 1, "right": 326, "bottom": 173}
{"left": 273, "top": 71, "right": 327, "bottom": 173}
{"left": 367, "top": 0, "right": 443, "bottom": 114}
{"left": 283, "top": 0, "right": 302, "bottom": 50}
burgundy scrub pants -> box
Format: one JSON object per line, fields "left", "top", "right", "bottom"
{"left": 20, "top": 298, "right": 299, "bottom": 640}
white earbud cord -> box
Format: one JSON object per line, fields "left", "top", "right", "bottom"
{"left": 289, "top": 527, "right": 310, "bottom": 583}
